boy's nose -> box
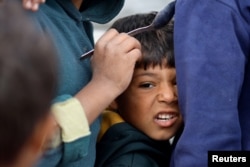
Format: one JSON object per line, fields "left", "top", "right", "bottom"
{"left": 157, "top": 85, "right": 177, "bottom": 103}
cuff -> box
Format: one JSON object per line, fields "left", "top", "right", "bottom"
{"left": 52, "top": 98, "right": 91, "bottom": 142}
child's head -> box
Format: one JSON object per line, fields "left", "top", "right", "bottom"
{"left": 0, "top": 1, "right": 57, "bottom": 167}
{"left": 110, "top": 12, "right": 182, "bottom": 141}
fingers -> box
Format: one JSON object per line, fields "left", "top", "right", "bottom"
{"left": 95, "top": 28, "right": 141, "bottom": 61}
{"left": 91, "top": 29, "right": 142, "bottom": 93}
{"left": 23, "top": 0, "right": 45, "bottom": 11}
{"left": 116, "top": 33, "right": 141, "bottom": 61}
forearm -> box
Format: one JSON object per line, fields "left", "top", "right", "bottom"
{"left": 75, "top": 78, "right": 121, "bottom": 125}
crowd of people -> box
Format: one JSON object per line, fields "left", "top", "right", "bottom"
{"left": 0, "top": 0, "right": 249, "bottom": 167}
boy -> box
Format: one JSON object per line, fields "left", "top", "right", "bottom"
{"left": 0, "top": 1, "right": 57, "bottom": 167}
{"left": 95, "top": 12, "right": 183, "bottom": 167}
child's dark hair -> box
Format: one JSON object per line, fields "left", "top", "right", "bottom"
{"left": 110, "top": 12, "right": 174, "bottom": 70}
{"left": 0, "top": 0, "right": 58, "bottom": 164}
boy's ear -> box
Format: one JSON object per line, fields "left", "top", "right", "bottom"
{"left": 108, "top": 100, "right": 118, "bottom": 111}
{"left": 15, "top": 113, "right": 56, "bottom": 167}
{"left": 27, "top": 113, "right": 56, "bottom": 154}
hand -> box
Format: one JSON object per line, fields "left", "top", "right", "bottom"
{"left": 75, "top": 29, "right": 141, "bottom": 124}
{"left": 22, "top": 0, "right": 45, "bottom": 11}
{"left": 91, "top": 28, "right": 142, "bottom": 95}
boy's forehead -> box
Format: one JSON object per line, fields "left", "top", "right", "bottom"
{"left": 134, "top": 64, "right": 175, "bottom": 75}
{"left": 136, "top": 57, "right": 170, "bottom": 69}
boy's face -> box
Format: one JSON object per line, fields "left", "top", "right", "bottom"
{"left": 117, "top": 64, "right": 182, "bottom": 140}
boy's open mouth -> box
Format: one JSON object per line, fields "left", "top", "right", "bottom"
{"left": 156, "top": 113, "right": 175, "bottom": 121}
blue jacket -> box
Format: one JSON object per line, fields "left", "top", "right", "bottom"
{"left": 28, "top": 0, "right": 124, "bottom": 166}
{"left": 172, "top": 0, "right": 250, "bottom": 166}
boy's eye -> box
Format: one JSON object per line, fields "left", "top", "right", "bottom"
{"left": 139, "top": 82, "right": 154, "bottom": 88}
{"left": 172, "top": 77, "right": 177, "bottom": 85}
{"left": 173, "top": 80, "right": 177, "bottom": 85}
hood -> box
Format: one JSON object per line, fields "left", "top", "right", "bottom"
{"left": 81, "top": 0, "right": 125, "bottom": 24}
{"left": 55, "top": 0, "right": 124, "bottom": 24}
{"left": 98, "top": 110, "right": 124, "bottom": 141}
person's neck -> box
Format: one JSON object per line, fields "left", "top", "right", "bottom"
{"left": 71, "top": 0, "right": 83, "bottom": 9}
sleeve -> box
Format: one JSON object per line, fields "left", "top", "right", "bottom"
{"left": 52, "top": 97, "right": 90, "bottom": 143}
{"left": 171, "top": 0, "right": 248, "bottom": 166}
{"left": 52, "top": 97, "right": 91, "bottom": 164}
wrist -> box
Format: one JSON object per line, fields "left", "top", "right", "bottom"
{"left": 75, "top": 78, "right": 122, "bottom": 124}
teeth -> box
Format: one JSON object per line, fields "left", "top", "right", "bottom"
{"left": 157, "top": 114, "right": 174, "bottom": 120}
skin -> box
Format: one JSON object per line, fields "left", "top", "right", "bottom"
{"left": 22, "top": 0, "right": 45, "bottom": 11}
{"left": 22, "top": 0, "right": 83, "bottom": 11}
{"left": 17, "top": 114, "right": 55, "bottom": 167}
{"left": 1, "top": 113, "right": 55, "bottom": 167}
{"left": 116, "top": 63, "right": 182, "bottom": 140}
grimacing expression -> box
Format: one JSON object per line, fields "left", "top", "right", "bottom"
{"left": 117, "top": 64, "right": 182, "bottom": 140}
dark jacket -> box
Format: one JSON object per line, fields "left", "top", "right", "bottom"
{"left": 172, "top": 0, "right": 250, "bottom": 166}
{"left": 95, "top": 122, "right": 172, "bottom": 167}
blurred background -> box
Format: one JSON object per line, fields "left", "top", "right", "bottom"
{"left": 93, "top": 0, "right": 174, "bottom": 42}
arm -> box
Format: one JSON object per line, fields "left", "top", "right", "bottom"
{"left": 42, "top": 29, "right": 141, "bottom": 165}
{"left": 26, "top": 3, "right": 141, "bottom": 164}
{"left": 172, "top": 0, "right": 248, "bottom": 166}
{"left": 57, "top": 29, "right": 141, "bottom": 164}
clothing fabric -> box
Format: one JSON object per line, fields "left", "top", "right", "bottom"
{"left": 172, "top": 0, "right": 250, "bottom": 166}
{"left": 27, "top": 0, "right": 125, "bottom": 166}
{"left": 97, "top": 110, "right": 124, "bottom": 142}
{"left": 95, "top": 111, "right": 172, "bottom": 167}
{"left": 52, "top": 98, "right": 90, "bottom": 143}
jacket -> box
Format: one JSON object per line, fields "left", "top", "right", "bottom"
{"left": 172, "top": 0, "right": 250, "bottom": 166}
{"left": 95, "top": 111, "right": 172, "bottom": 167}
{"left": 28, "top": 0, "right": 125, "bottom": 166}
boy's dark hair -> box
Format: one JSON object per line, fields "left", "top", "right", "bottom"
{"left": 110, "top": 12, "right": 174, "bottom": 69}
{"left": 0, "top": 0, "right": 58, "bottom": 164}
